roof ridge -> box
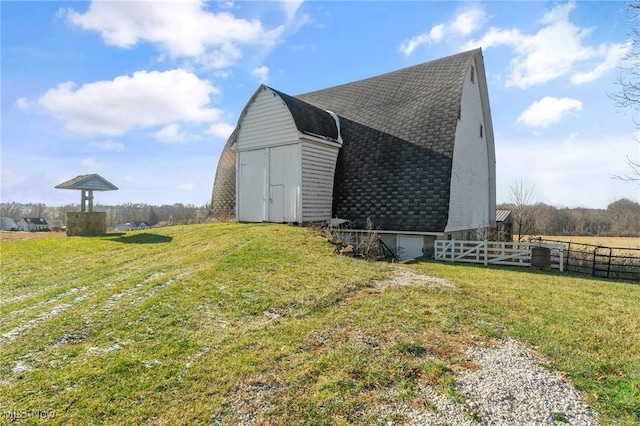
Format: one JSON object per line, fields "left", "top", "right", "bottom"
{"left": 297, "top": 48, "right": 480, "bottom": 97}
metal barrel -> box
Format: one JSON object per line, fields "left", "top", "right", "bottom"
{"left": 531, "top": 246, "right": 551, "bottom": 270}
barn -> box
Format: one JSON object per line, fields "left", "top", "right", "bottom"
{"left": 210, "top": 48, "right": 496, "bottom": 259}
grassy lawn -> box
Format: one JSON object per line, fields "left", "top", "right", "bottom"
{"left": 1, "top": 223, "right": 638, "bottom": 425}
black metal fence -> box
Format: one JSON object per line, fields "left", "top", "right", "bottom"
{"left": 542, "top": 239, "right": 640, "bottom": 281}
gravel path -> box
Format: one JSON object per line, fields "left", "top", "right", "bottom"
{"left": 381, "top": 339, "right": 600, "bottom": 425}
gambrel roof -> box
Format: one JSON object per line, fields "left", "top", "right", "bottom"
{"left": 272, "top": 88, "right": 340, "bottom": 143}
{"left": 296, "top": 49, "right": 479, "bottom": 156}
{"left": 211, "top": 48, "right": 493, "bottom": 232}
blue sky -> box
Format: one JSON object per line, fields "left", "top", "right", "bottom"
{"left": 2, "top": 0, "right": 639, "bottom": 209}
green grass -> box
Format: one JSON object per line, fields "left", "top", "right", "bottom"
{"left": 1, "top": 223, "right": 638, "bottom": 425}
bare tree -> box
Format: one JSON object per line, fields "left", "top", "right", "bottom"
{"left": 608, "top": 198, "right": 640, "bottom": 236}
{"left": 0, "top": 202, "right": 22, "bottom": 221}
{"left": 24, "top": 203, "right": 46, "bottom": 218}
{"left": 184, "top": 204, "right": 197, "bottom": 224}
{"left": 612, "top": 1, "right": 640, "bottom": 181}
{"left": 507, "top": 181, "right": 536, "bottom": 242}
{"left": 612, "top": 154, "right": 640, "bottom": 182}
{"left": 57, "top": 204, "right": 78, "bottom": 226}
{"left": 614, "top": 2, "right": 640, "bottom": 109}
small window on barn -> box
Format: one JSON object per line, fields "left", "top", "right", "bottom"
{"left": 457, "top": 105, "right": 461, "bottom": 121}
{"left": 470, "top": 66, "right": 475, "bottom": 84}
{"left": 480, "top": 124, "right": 484, "bottom": 138}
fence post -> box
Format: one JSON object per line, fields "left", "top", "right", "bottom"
{"left": 558, "top": 244, "right": 564, "bottom": 272}
{"left": 592, "top": 247, "right": 598, "bottom": 277}
{"left": 607, "top": 247, "right": 612, "bottom": 279}
{"left": 484, "top": 240, "right": 488, "bottom": 266}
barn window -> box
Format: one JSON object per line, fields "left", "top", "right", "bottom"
{"left": 480, "top": 124, "right": 484, "bottom": 138}
{"left": 457, "top": 106, "right": 461, "bottom": 120}
{"left": 470, "top": 66, "right": 475, "bottom": 84}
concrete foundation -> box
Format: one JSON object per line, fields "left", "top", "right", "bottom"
{"left": 65, "top": 212, "right": 107, "bottom": 236}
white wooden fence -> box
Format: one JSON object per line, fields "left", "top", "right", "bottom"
{"left": 434, "top": 240, "right": 564, "bottom": 271}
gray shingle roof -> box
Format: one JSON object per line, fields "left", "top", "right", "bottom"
{"left": 211, "top": 49, "right": 483, "bottom": 232}
{"left": 271, "top": 88, "right": 340, "bottom": 142}
{"left": 55, "top": 174, "right": 118, "bottom": 191}
{"left": 210, "top": 129, "right": 238, "bottom": 219}
{"left": 296, "top": 49, "right": 478, "bottom": 158}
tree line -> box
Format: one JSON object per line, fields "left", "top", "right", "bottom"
{"left": 498, "top": 198, "right": 640, "bottom": 239}
{"left": 0, "top": 202, "right": 211, "bottom": 229}
{"left": 3, "top": 197, "right": 638, "bottom": 237}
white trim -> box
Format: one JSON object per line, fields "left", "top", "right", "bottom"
{"left": 236, "top": 134, "right": 341, "bottom": 152}
{"left": 299, "top": 133, "right": 343, "bottom": 148}
{"left": 325, "top": 110, "right": 343, "bottom": 145}
{"left": 345, "top": 228, "right": 445, "bottom": 237}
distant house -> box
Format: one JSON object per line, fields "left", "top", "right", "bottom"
{"left": 1, "top": 217, "right": 18, "bottom": 231}
{"left": 211, "top": 48, "right": 496, "bottom": 260}
{"left": 114, "top": 222, "right": 150, "bottom": 232}
{"left": 17, "top": 218, "right": 49, "bottom": 232}
{"left": 494, "top": 210, "right": 513, "bottom": 242}
{"left": 115, "top": 223, "right": 132, "bottom": 232}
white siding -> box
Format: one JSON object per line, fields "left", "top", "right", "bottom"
{"left": 235, "top": 86, "right": 341, "bottom": 224}
{"left": 301, "top": 140, "right": 339, "bottom": 222}
{"left": 236, "top": 87, "right": 299, "bottom": 151}
{"left": 445, "top": 61, "right": 491, "bottom": 232}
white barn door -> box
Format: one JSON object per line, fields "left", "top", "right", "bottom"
{"left": 269, "top": 185, "right": 285, "bottom": 222}
{"left": 268, "top": 145, "right": 299, "bottom": 222}
{"left": 237, "top": 144, "right": 299, "bottom": 223}
{"left": 238, "top": 149, "right": 266, "bottom": 222}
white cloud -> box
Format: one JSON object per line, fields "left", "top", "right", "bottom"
{"left": 177, "top": 182, "right": 196, "bottom": 192}
{"left": 64, "top": 0, "right": 284, "bottom": 68}
{"left": 517, "top": 97, "right": 582, "bottom": 129}
{"left": 16, "top": 98, "right": 30, "bottom": 111}
{"left": 90, "top": 140, "right": 125, "bottom": 152}
{"left": 214, "top": 70, "right": 232, "bottom": 79}
{"left": 217, "top": 0, "right": 235, "bottom": 10}
{"left": 571, "top": 41, "right": 632, "bottom": 84}
{"left": 155, "top": 123, "right": 188, "bottom": 143}
{"left": 197, "top": 43, "right": 243, "bottom": 69}
{"left": 466, "top": 2, "right": 627, "bottom": 88}
{"left": 498, "top": 133, "right": 640, "bottom": 208}
{"left": 281, "top": 0, "right": 304, "bottom": 21}
{"left": 400, "top": 8, "right": 485, "bottom": 55}
{"left": 450, "top": 9, "right": 485, "bottom": 37}
{"left": 34, "top": 69, "right": 221, "bottom": 136}
{"left": 1, "top": 169, "right": 26, "bottom": 188}
{"left": 251, "top": 66, "right": 270, "bottom": 83}
{"left": 400, "top": 25, "right": 445, "bottom": 55}
{"left": 81, "top": 157, "right": 104, "bottom": 169}
{"left": 207, "top": 122, "right": 235, "bottom": 139}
